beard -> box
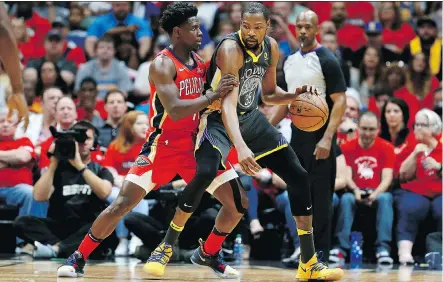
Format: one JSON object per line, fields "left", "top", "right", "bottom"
{"left": 421, "top": 36, "right": 436, "bottom": 45}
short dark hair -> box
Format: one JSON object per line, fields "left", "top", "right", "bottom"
{"left": 95, "top": 35, "right": 115, "bottom": 49}
{"left": 80, "top": 77, "right": 97, "bottom": 89}
{"left": 71, "top": 120, "right": 96, "bottom": 132}
{"left": 71, "top": 120, "right": 99, "bottom": 142}
{"left": 159, "top": 2, "right": 198, "bottom": 35}
{"left": 242, "top": 2, "right": 269, "bottom": 21}
{"left": 104, "top": 90, "right": 126, "bottom": 104}
{"left": 359, "top": 111, "right": 379, "bottom": 124}
{"left": 371, "top": 84, "right": 393, "bottom": 99}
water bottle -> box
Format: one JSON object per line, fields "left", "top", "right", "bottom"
{"left": 233, "top": 234, "right": 244, "bottom": 265}
{"left": 350, "top": 232, "right": 363, "bottom": 269}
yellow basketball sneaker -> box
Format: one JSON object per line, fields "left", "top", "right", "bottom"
{"left": 143, "top": 242, "right": 173, "bottom": 276}
{"left": 295, "top": 254, "right": 344, "bottom": 281}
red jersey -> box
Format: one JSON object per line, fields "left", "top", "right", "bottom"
{"left": 341, "top": 137, "right": 396, "bottom": 189}
{"left": 402, "top": 140, "right": 442, "bottom": 198}
{"left": 147, "top": 48, "right": 207, "bottom": 151}
{"left": 102, "top": 141, "right": 144, "bottom": 175}
{"left": 394, "top": 76, "right": 440, "bottom": 128}
{"left": 0, "top": 138, "right": 36, "bottom": 187}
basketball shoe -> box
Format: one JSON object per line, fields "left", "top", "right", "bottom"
{"left": 295, "top": 253, "right": 344, "bottom": 281}
{"left": 143, "top": 242, "right": 173, "bottom": 276}
{"left": 190, "top": 239, "right": 240, "bottom": 279}
{"left": 57, "top": 251, "right": 85, "bottom": 277}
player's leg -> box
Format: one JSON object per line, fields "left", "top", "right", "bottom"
{"left": 257, "top": 146, "right": 344, "bottom": 281}
{"left": 309, "top": 153, "right": 336, "bottom": 263}
{"left": 57, "top": 161, "right": 157, "bottom": 278}
{"left": 189, "top": 177, "right": 247, "bottom": 279}
{"left": 145, "top": 140, "right": 223, "bottom": 276}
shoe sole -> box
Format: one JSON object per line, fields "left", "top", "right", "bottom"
{"left": 143, "top": 263, "right": 165, "bottom": 277}
{"left": 296, "top": 269, "right": 344, "bottom": 281}
{"left": 57, "top": 266, "right": 84, "bottom": 278}
{"left": 190, "top": 256, "right": 239, "bottom": 279}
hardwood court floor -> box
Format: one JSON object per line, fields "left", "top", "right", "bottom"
{"left": 0, "top": 258, "right": 441, "bottom": 282}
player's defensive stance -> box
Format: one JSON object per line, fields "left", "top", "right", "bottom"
{"left": 57, "top": 2, "right": 239, "bottom": 278}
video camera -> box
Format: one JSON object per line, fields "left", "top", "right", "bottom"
{"left": 49, "top": 126, "right": 88, "bottom": 161}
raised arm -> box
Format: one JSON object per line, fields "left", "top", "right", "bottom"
{"left": 0, "top": 2, "right": 28, "bottom": 127}
{"left": 217, "top": 40, "right": 261, "bottom": 175}
{"left": 150, "top": 54, "right": 237, "bottom": 121}
{"left": 0, "top": 2, "right": 23, "bottom": 95}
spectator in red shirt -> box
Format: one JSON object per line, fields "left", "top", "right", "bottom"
{"left": 331, "top": 2, "right": 366, "bottom": 51}
{"left": 331, "top": 111, "right": 395, "bottom": 265}
{"left": 396, "top": 109, "right": 442, "bottom": 265}
{"left": 13, "top": 2, "right": 51, "bottom": 48}
{"left": 378, "top": 2, "right": 416, "bottom": 53}
{"left": 395, "top": 53, "right": 440, "bottom": 128}
{"left": 102, "top": 111, "right": 149, "bottom": 256}
{"left": 0, "top": 109, "right": 47, "bottom": 224}
{"left": 11, "top": 17, "right": 45, "bottom": 65}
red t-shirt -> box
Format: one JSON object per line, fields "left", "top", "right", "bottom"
{"left": 402, "top": 140, "right": 442, "bottom": 198}
{"left": 346, "top": 2, "right": 374, "bottom": 25}
{"left": 0, "top": 138, "right": 36, "bottom": 186}
{"left": 102, "top": 142, "right": 144, "bottom": 175}
{"left": 341, "top": 137, "right": 396, "bottom": 189}
{"left": 394, "top": 76, "right": 440, "bottom": 128}
{"left": 63, "top": 41, "right": 86, "bottom": 67}
{"left": 24, "top": 12, "right": 51, "bottom": 47}
{"left": 393, "top": 133, "right": 416, "bottom": 177}
{"left": 17, "top": 38, "right": 45, "bottom": 65}
{"left": 382, "top": 23, "right": 416, "bottom": 50}
{"left": 337, "top": 24, "right": 366, "bottom": 51}
{"left": 39, "top": 136, "right": 104, "bottom": 169}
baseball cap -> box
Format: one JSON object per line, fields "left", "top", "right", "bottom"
{"left": 417, "top": 17, "right": 437, "bottom": 28}
{"left": 46, "top": 29, "right": 63, "bottom": 41}
{"left": 364, "top": 21, "right": 382, "bottom": 35}
{"left": 52, "top": 16, "right": 68, "bottom": 28}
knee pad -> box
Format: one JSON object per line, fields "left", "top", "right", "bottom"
{"left": 230, "top": 178, "right": 248, "bottom": 214}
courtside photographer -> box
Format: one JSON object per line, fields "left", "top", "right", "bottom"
{"left": 13, "top": 120, "right": 117, "bottom": 259}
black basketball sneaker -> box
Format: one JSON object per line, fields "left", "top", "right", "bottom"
{"left": 57, "top": 251, "right": 86, "bottom": 277}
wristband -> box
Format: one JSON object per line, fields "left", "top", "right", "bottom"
{"left": 78, "top": 166, "right": 87, "bottom": 174}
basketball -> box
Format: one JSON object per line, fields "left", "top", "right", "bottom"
{"left": 289, "top": 92, "right": 329, "bottom": 132}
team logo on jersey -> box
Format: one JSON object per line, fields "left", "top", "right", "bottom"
{"left": 134, "top": 156, "right": 151, "bottom": 166}
{"left": 264, "top": 52, "right": 268, "bottom": 60}
{"left": 196, "top": 67, "right": 204, "bottom": 74}
{"left": 355, "top": 156, "right": 377, "bottom": 180}
{"left": 238, "top": 65, "right": 266, "bottom": 109}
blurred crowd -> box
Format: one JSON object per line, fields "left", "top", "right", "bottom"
{"left": 0, "top": 1, "right": 441, "bottom": 267}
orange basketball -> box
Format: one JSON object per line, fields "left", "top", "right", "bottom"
{"left": 289, "top": 92, "right": 329, "bottom": 132}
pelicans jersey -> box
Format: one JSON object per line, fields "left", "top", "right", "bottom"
{"left": 126, "top": 47, "right": 237, "bottom": 193}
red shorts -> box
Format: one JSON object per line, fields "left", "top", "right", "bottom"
{"left": 125, "top": 141, "right": 237, "bottom": 194}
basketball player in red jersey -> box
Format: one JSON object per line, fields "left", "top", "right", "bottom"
{"left": 0, "top": 2, "right": 28, "bottom": 128}
{"left": 57, "top": 2, "right": 239, "bottom": 278}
